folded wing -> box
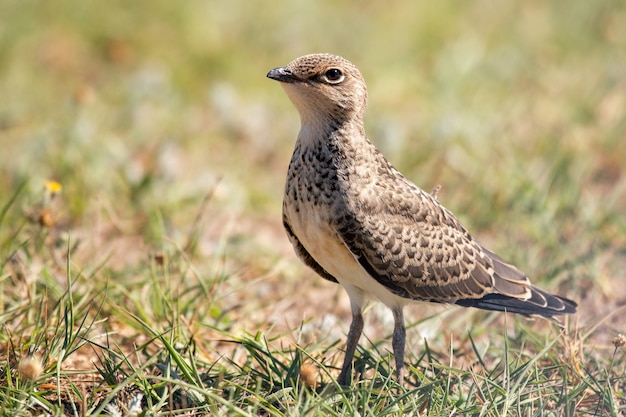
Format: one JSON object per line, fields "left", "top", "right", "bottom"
{"left": 336, "top": 184, "right": 576, "bottom": 317}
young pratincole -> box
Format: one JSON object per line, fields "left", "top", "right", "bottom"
{"left": 267, "top": 53, "right": 577, "bottom": 385}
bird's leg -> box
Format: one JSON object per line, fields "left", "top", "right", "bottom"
{"left": 392, "top": 307, "right": 406, "bottom": 385}
{"left": 337, "top": 307, "right": 364, "bottom": 385}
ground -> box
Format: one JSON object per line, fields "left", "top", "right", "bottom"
{"left": 0, "top": 0, "right": 625, "bottom": 415}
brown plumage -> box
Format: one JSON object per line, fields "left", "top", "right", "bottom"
{"left": 267, "top": 53, "right": 577, "bottom": 385}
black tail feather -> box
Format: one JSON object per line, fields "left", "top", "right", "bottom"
{"left": 455, "top": 288, "right": 577, "bottom": 318}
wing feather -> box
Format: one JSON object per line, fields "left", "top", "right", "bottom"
{"left": 335, "top": 176, "right": 576, "bottom": 317}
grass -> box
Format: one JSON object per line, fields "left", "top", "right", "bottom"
{"left": 1, "top": 0, "right": 625, "bottom": 415}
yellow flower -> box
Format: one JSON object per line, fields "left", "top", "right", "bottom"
{"left": 45, "top": 180, "right": 62, "bottom": 194}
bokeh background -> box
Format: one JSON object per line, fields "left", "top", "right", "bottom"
{"left": 1, "top": 0, "right": 625, "bottom": 410}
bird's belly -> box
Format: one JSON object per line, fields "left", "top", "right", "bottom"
{"left": 285, "top": 201, "right": 408, "bottom": 309}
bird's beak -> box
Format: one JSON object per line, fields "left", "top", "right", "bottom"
{"left": 267, "top": 66, "right": 299, "bottom": 83}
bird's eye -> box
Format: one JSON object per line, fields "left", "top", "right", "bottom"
{"left": 323, "top": 68, "right": 344, "bottom": 83}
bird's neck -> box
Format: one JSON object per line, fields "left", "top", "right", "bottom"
{"left": 297, "top": 116, "right": 366, "bottom": 150}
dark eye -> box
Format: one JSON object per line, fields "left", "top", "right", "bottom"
{"left": 323, "top": 68, "right": 344, "bottom": 83}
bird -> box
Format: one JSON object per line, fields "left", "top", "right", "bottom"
{"left": 266, "top": 53, "right": 577, "bottom": 385}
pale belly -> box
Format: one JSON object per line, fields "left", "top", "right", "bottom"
{"left": 285, "top": 201, "right": 409, "bottom": 310}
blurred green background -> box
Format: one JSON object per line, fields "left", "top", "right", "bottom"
{"left": 0, "top": 1, "right": 625, "bottom": 413}
{"left": 1, "top": 0, "right": 625, "bottom": 326}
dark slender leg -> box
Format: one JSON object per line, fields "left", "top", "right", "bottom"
{"left": 392, "top": 307, "right": 406, "bottom": 385}
{"left": 337, "top": 309, "right": 364, "bottom": 385}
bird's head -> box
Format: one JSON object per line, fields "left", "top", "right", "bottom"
{"left": 267, "top": 53, "right": 368, "bottom": 129}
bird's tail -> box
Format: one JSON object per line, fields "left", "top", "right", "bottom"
{"left": 455, "top": 286, "right": 577, "bottom": 319}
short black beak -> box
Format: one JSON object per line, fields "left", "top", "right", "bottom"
{"left": 267, "top": 66, "right": 298, "bottom": 83}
